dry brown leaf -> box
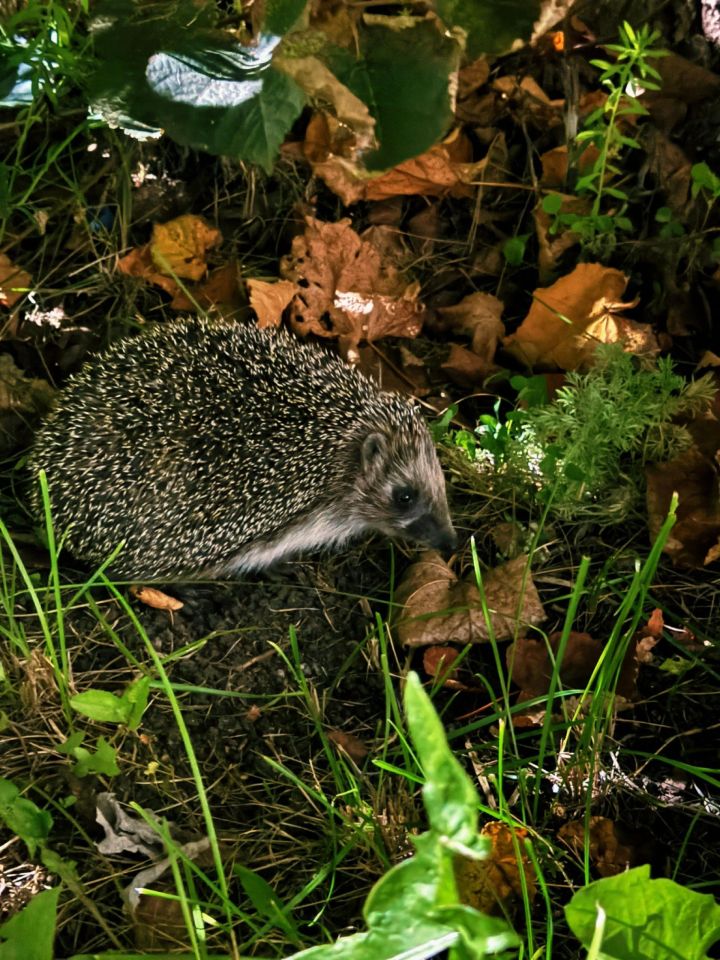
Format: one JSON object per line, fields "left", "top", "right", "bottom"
{"left": 422, "top": 645, "right": 461, "bottom": 685}
{"left": 275, "top": 57, "right": 375, "bottom": 153}
{"left": 646, "top": 437, "right": 720, "bottom": 568}
{"left": 508, "top": 631, "right": 603, "bottom": 703}
{"left": 539, "top": 144, "right": 599, "bottom": 188}
{"left": 533, "top": 194, "right": 589, "bottom": 276}
{"left": 503, "top": 262, "right": 656, "bottom": 370}
{"left": 491, "top": 75, "right": 563, "bottom": 128}
{"left": 150, "top": 214, "right": 222, "bottom": 281}
{"left": 642, "top": 128, "right": 692, "bottom": 214}
{"left": 280, "top": 217, "right": 425, "bottom": 350}
{"left": 130, "top": 586, "right": 184, "bottom": 612}
{"left": 441, "top": 344, "right": 493, "bottom": 387}
{"left": 434, "top": 291, "right": 505, "bottom": 363}
{"left": 396, "top": 552, "right": 545, "bottom": 647}
{"left": 652, "top": 53, "right": 720, "bottom": 104}
{"left": 247, "top": 278, "right": 298, "bottom": 329}
{"left": 558, "top": 817, "right": 655, "bottom": 877}
{"left": 327, "top": 729, "right": 369, "bottom": 762}
{"left": 458, "top": 56, "right": 490, "bottom": 99}
{"left": 0, "top": 353, "right": 55, "bottom": 455}
{"left": 117, "top": 244, "right": 181, "bottom": 298}
{"left": 0, "top": 253, "right": 32, "bottom": 307}
{"left": 170, "top": 262, "right": 244, "bottom": 313}
{"left": 455, "top": 821, "right": 535, "bottom": 915}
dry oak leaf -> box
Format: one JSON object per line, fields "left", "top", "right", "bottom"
{"left": 533, "top": 194, "right": 590, "bottom": 277}
{"left": 117, "top": 244, "right": 181, "bottom": 298}
{"left": 646, "top": 440, "right": 720, "bottom": 568}
{"left": 0, "top": 254, "right": 32, "bottom": 307}
{"left": 395, "top": 552, "right": 545, "bottom": 647}
{"left": 170, "top": 262, "right": 244, "bottom": 313}
{"left": 558, "top": 817, "right": 655, "bottom": 878}
{"left": 311, "top": 129, "right": 477, "bottom": 205}
{"left": 434, "top": 291, "right": 505, "bottom": 363}
{"left": 491, "top": 75, "right": 563, "bottom": 129}
{"left": 441, "top": 344, "right": 493, "bottom": 388}
{"left": 455, "top": 821, "right": 535, "bottom": 916}
{"left": 503, "top": 262, "right": 657, "bottom": 370}
{"left": 327, "top": 729, "right": 369, "bottom": 762}
{"left": 0, "top": 353, "right": 55, "bottom": 455}
{"left": 280, "top": 217, "right": 425, "bottom": 349}
{"left": 422, "top": 645, "right": 464, "bottom": 688}
{"left": 247, "top": 278, "right": 298, "bottom": 329}
{"left": 150, "top": 214, "right": 222, "bottom": 281}
{"left": 507, "top": 631, "right": 603, "bottom": 703}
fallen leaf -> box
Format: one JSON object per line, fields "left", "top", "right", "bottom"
{"left": 280, "top": 217, "right": 426, "bottom": 350}
{"left": 247, "top": 278, "right": 298, "bottom": 329}
{"left": 646, "top": 436, "right": 720, "bottom": 568}
{"left": 150, "top": 214, "right": 222, "bottom": 281}
{"left": 327, "top": 729, "right": 369, "bottom": 762}
{"left": 559, "top": 817, "right": 656, "bottom": 877}
{"left": 507, "top": 631, "right": 603, "bottom": 703}
{"left": 539, "top": 144, "right": 600, "bottom": 188}
{"left": 491, "top": 75, "right": 563, "bottom": 129}
{"left": 396, "top": 553, "right": 545, "bottom": 647}
{"left": 652, "top": 53, "right": 720, "bottom": 104}
{"left": 434, "top": 291, "right": 505, "bottom": 362}
{"left": 503, "top": 263, "right": 656, "bottom": 370}
{"left": 130, "top": 586, "right": 184, "bottom": 612}
{"left": 533, "top": 194, "right": 590, "bottom": 276}
{"left": 422, "top": 646, "right": 461, "bottom": 685}
{"left": 117, "top": 244, "right": 180, "bottom": 298}
{"left": 170, "top": 261, "right": 244, "bottom": 313}
{"left": 642, "top": 128, "right": 692, "bottom": 214}
{"left": 455, "top": 821, "right": 535, "bottom": 915}
{"left": 0, "top": 353, "right": 55, "bottom": 455}
{"left": 441, "top": 344, "right": 493, "bottom": 387}
{"left": 0, "top": 253, "right": 32, "bottom": 307}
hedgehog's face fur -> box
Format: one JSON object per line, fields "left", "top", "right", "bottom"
{"left": 350, "top": 419, "right": 457, "bottom": 553}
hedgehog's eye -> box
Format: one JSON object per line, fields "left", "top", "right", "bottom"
{"left": 393, "top": 486, "right": 417, "bottom": 510}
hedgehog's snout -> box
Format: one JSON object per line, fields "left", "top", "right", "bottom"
{"left": 404, "top": 508, "right": 457, "bottom": 554}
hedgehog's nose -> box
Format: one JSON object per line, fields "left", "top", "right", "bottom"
{"left": 408, "top": 515, "right": 458, "bottom": 553}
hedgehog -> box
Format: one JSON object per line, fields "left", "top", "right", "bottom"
{"left": 27, "top": 317, "right": 457, "bottom": 581}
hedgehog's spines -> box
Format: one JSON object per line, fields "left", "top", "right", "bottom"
{"left": 28, "top": 318, "right": 456, "bottom": 580}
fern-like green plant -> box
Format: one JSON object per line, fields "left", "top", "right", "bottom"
{"left": 475, "top": 344, "right": 716, "bottom": 521}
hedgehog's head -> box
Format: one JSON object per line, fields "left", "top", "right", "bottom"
{"left": 351, "top": 412, "right": 457, "bottom": 554}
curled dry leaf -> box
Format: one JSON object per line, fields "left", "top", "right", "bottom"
{"left": 247, "top": 278, "right": 298, "bottom": 329}
{"left": 503, "top": 262, "right": 657, "bottom": 370}
{"left": 117, "top": 244, "right": 180, "bottom": 298}
{"left": 491, "top": 75, "right": 563, "bottom": 129}
{"left": 0, "top": 253, "right": 32, "bottom": 307}
{"left": 150, "top": 214, "right": 222, "bottom": 281}
{"left": 422, "top": 645, "right": 462, "bottom": 686}
{"left": 455, "top": 821, "right": 535, "bottom": 915}
{"left": 646, "top": 438, "right": 720, "bottom": 568}
{"left": 507, "top": 630, "right": 603, "bottom": 703}
{"left": 533, "top": 194, "right": 590, "bottom": 277}
{"left": 0, "top": 353, "right": 55, "bottom": 455}
{"left": 558, "top": 817, "right": 657, "bottom": 878}
{"left": 310, "top": 129, "right": 477, "bottom": 205}
{"left": 280, "top": 217, "right": 425, "bottom": 350}
{"left": 130, "top": 585, "right": 184, "bottom": 612}
{"left": 170, "top": 262, "right": 244, "bottom": 313}
{"left": 434, "top": 291, "right": 505, "bottom": 362}
{"left": 441, "top": 344, "right": 493, "bottom": 387}
{"left": 395, "top": 552, "right": 545, "bottom": 647}
{"left": 327, "top": 729, "right": 369, "bottom": 762}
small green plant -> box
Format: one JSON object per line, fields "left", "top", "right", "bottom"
{"left": 543, "top": 21, "right": 666, "bottom": 253}
{"left": 451, "top": 344, "right": 715, "bottom": 521}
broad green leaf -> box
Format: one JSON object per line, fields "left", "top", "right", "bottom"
{"left": 69, "top": 688, "right": 131, "bottom": 724}
{"left": 0, "top": 778, "right": 52, "bottom": 856}
{"left": 323, "top": 18, "right": 459, "bottom": 171}
{"left": 566, "top": 865, "right": 720, "bottom": 959}
{"left": 403, "top": 673, "right": 486, "bottom": 855}
{"left": 434, "top": 0, "right": 540, "bottom": 58}
{"left": 72, "top": 737, "right": 121, "bottom": 778}
{"left": 235, "top": 864, "right": 300, "bottom": 941}
{"left": 89, "top": 0, "right": 306, "bottom": 171}
{"left": 0, "top": 886, "right": 60, "bottom": 960}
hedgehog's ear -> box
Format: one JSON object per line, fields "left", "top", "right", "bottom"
{"left": 361, "top": 432, "right": 388, "bottom": 475}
